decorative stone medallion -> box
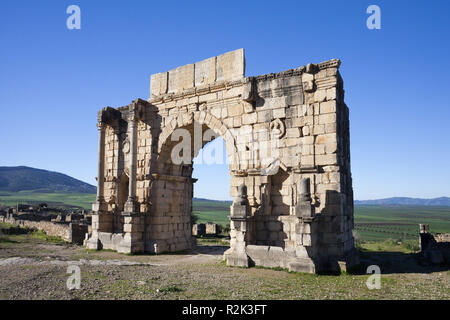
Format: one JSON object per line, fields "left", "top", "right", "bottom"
{"left": 122, "top": 138, "right": 130, "bottom": 154}
{"left": 269, "top": 118, "right": 286, "bottom": 138}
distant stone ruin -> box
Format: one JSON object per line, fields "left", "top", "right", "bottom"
{"left": 419, "top": 224, "right": 450, "bottom": 264}
{"left": 0, "top": 209, "right": 89, "bottom": 244}
{"left": 85, "top": 49, "right": 358, "bottom": 273}
{"left": 192, "top": 223, "right": 219, "bottom": 236}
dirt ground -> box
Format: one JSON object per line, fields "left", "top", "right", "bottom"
{"left": 0, "top": 236, "right": 448, "bottom": 300}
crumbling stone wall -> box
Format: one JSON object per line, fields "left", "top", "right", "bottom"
{"left": 205, "top": 223, "right": 218, "bottom": 235}
{"left": 192, "top": 223, "right": 219, "bottom": 236}
{"left": 192, "top": 224, "right": 206, "bottom": 236}
{"left": 1, "top": 215, "right": 88, "bottom": 244}
{"left": 419, "top": 224, "right": 450, "bottom": 265}
{"left": 85, "top": 49, "right": 358, "bottom": 273}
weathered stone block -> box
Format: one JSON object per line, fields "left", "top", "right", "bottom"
{"left": 216, "top": 48, "right": 245, "bottom": 82}
{"left": 150, "top": 72, "right": 168, "bottom": 97}
{"left": 314, "top": 89, "right": 327, "bottom": 102}
{"left": 195, "top": 56, "right": 216, "bottom": 86}
{"left": 320, "top": 100, "right": 336, "bottom": 114}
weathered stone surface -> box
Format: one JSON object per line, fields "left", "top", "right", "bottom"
{"left": 86, "top": 51, "right": 355, "bottom": 274}
{"left": 151, "top": 49, "right": 245, "bottom": 96}
{"left": 216, "top": 48, "right": 245, "bottom": 82}
{"left": 194, "top": 56, "right": 216, "bottom": 86}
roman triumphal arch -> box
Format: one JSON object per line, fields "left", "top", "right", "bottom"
{"left": 84, "top": 49, "right": 359, "bottom": 273}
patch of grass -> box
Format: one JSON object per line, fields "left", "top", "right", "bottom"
{"left": 196, "top": 236, "right": 229, "bottom": 246}
{"left": 402, "top": 239, "right": 420, "bottom": 252}
{"left": 28, "top": 230, "right": 65, "bottom": 244}
{"left": 358, "top": 239, "right": 418, "bottom": 253}
{"left": 85, "top": 248, "right": 116, "bottom": 253}
{"left": 0, "top": 231, "right": 18, "bottom": 244}
{"left": 254, "top": 265, "right": 290, "bottom": 273}
{"left": 0, "top": 224, "right": 65, "bottom": 245}
{"left": 0, "top": 222, "right": 34, "bottom": 243}
{"left": 159, "top": 285, "right": 184, "bottom": 293}
{"left": 81, "top": 270, "right": 108, "bottom": 281}
{"left": 0, "top": 222, "right": 14, "bottom": 229}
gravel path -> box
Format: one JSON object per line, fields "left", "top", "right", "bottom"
{"left": 0, "top": 241, "right": 448, "bottom": 300}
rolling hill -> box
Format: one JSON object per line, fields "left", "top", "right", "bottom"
{"left": 0, "top": 166, "right": 96, "bottom": 193}
{"left": 354, "top": 197, "right": 450, "bottom": 206}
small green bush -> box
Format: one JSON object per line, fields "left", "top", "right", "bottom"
{"left": 402, "top": 240, "right": 420, "bottom": 252}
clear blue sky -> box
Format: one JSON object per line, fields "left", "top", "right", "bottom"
{"left": 1, "top": 0, "right": 449, "bottom": 200}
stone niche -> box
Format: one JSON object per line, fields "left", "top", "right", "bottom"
{"left": 84, "top": 48, "right": 359, "bottom": 274}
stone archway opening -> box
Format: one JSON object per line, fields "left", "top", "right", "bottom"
{"left": 191, "top": 136, "right": 231, "bottom": 239}
{"left": 148, "top": 119, "right": 234, "bottom": 253}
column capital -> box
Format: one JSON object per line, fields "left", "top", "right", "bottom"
{"left": 127, "top": 112, "right": 138, "bottom": 123}
{"left": 124, "top": 197, "right": 139, "bottom": 213}
{"left": 97, "top": 122, "right": 106, "bottom": 130}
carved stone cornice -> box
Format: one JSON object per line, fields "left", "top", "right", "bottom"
{"left": 293, "top": 166, "right": 319, "bottom": 174}
{"left": 230, "top": 170, "right": 247, "bottom": 177}
{"left": 151, "top": 173, "right": 197, "bottom": 183}
{"left": 149, "top": 79, "right": 246, "bottom": 105}
{"left": 98, "top": 106, "right": 122, "bottom": 127}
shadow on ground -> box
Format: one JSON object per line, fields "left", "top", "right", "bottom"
{"left": 352, "top": 250, "right": 450, "bottom": 275}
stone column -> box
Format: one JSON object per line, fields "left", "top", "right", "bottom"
{"left": 294, "top": 178, "right": 314, "bottom": 220}
{"left": 119, "top": 105, "right": 143, "bottom": 253}
{"left": 124, "top": 115, "right": 138, "bottom": 213}
{"left": 86, "top": 120, "right": 112, "bottom": 250}
{"left": 289, "top": 177, "right": 317, "bottom": 273}
{"left": 92, "top": 121, "right": 107, "bottom": 212}
{"left": 224, "top": 184, "right": 250, "bottom": 267}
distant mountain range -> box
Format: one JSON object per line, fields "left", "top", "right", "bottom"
{"left": 193, "top": 197, "right": 232, "bottom": 204}
{"left": 0, "top": 166, "right": 96, "bottom": 194}
{"left": 354, "top": 197, "right": 450, "bottom": 206}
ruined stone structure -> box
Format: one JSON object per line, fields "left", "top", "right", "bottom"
{"left": 419, "top": 224, "right": 450, "bottom": 265}
{"left": 1, "top": 214, "right": 88, "bottom": 245}
{"left": 84, "top": 49, "right": 359, "bottom": 273}
{"left": 192, "top": 223, "right": 219, "bottom": 236}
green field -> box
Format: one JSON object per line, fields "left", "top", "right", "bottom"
{"left": 354, "top": 205, "right": 450, "bottom": 241}
{"left": 0, "top": 191, "right": 95, "bottom": 211}
{"left": 192, "top": 201, "right": 450, "bottom": 241}
{"left": 192, "top": 199, "right": 231, "bottom": 227}
{"left": 1, "top": 191, "right": 449, "bottom": 242}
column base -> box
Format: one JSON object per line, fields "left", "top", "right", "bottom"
{"left": 84, "top": 236, "right": 101, "bottom": 250}
{"left": 117, "top": 240, "right": 144, "bottom": 254}
{"left": 288, "top": 258, "right": 317, "bottom": 273}
{"left": 224, "top": 248, "right": 250, "bottom": 267}
{"left": 119, "top": 211, "right": 144, "bottom": 254}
